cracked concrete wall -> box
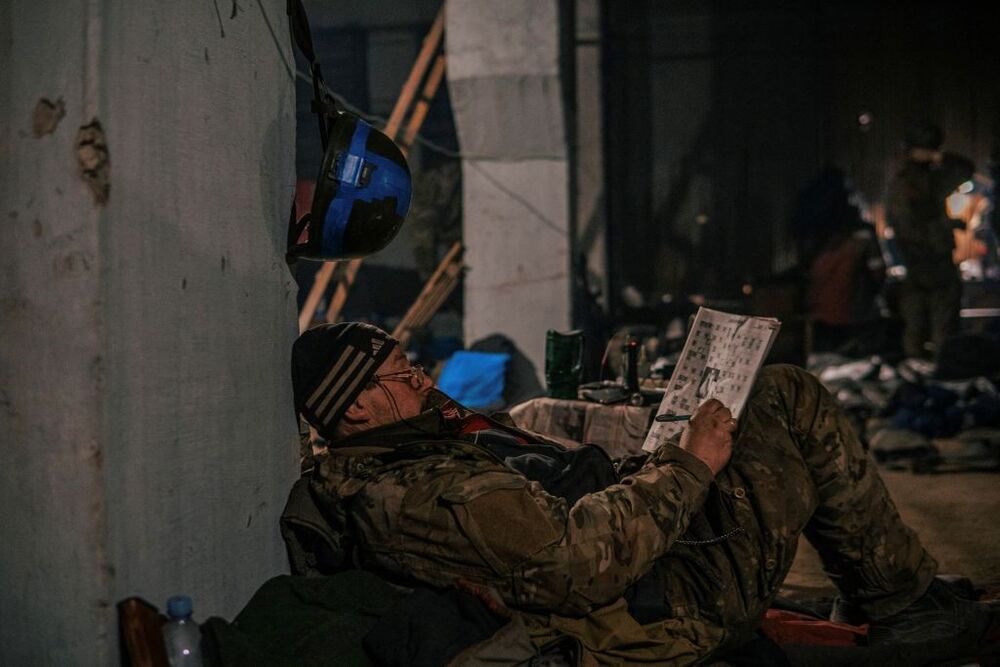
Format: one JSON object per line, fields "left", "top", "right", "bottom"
{"left": 0, "top": 2, "right": 109, "bottom": 661}
{"left": 1, "top": 1, "right": 299, "bottom": 663}
{"left": 447, "top": 0, "right": 572, "bottom": 380}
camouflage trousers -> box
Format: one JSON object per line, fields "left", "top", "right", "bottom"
{"left": 899, "top": 276, "right": 961, "bottom": 358}
{"left": 653, "top": 365, "right": 937, "bottom": 652}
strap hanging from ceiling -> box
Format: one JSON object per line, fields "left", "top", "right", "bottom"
{"left": 286, "top": 0, "right": 336, "bottom": 150}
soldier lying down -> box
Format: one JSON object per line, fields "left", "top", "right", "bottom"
{"left": 282, "top": 322, "right": 999, "bottom": 665}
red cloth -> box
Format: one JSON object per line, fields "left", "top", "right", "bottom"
{"left": 439, "top": 402, "right": 528, "bottom": 443}
{"left": 760, "top": 609, "right": 868, "bottom": 647}
{"left": 810, "top": 237, "right": 862, "bottom": 326}
{"left": 457, "top": 413, "right": 504, "bottom": 435}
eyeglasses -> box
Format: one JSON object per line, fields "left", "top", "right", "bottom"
{"left": 370, "top": 364, "right": 426, "bottom": 389}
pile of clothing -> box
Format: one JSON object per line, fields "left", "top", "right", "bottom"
{"left": 809, "top": 353, "right": 1000, "bottom": 472}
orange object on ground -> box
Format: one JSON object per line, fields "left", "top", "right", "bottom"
{"left": 760, "top": 609, "right": 868, "bottom": 647}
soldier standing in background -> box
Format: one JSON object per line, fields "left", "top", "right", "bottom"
{"left": 888, "top": 122, "right": 974, "bottom": 358}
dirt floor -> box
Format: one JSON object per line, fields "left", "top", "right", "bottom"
{"left": 781, "top": 469, "right": 1000, "bottom": 600}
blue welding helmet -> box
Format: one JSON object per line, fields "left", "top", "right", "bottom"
{"left": 287, "top": 111, "right": 411, "bottom": 261}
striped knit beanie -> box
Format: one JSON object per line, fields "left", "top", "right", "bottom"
{"left": 292, "top": 323, "right": 397, "bottom": 437}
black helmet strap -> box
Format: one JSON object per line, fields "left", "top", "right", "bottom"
{"left": 285, "top": 0, "right": 341, "bottom": 261}
{"left": 286, "top": 0, "right": 337, "bottom": 151}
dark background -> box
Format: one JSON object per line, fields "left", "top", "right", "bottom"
{"left": 604, "top": 0, "right": 1000, "bottom": 309}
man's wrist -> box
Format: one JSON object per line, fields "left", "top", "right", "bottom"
{"left": 652, "top": 443, "right": 716, "bottom": 485}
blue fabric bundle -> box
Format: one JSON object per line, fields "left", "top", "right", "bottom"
{"left": 437, "top": 351, "right": 511, "bottom": 409}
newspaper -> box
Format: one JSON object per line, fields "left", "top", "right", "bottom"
{"left": 642, "top": 307, "right": 781, "bottom": 452}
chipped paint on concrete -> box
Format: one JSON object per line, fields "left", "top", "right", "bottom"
{"left": 32, "top": 97, "right": 66, "bottom": 137}
{"left": 75, "top": 119, "right": 110, "bottom": 204}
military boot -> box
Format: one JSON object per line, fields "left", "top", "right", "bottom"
{"left": 833, "top": 577, "right": 1000, "bottom": 664}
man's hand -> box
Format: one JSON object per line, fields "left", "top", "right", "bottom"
{"left": 678, "top": 399, "right": 737, "bottom": 475}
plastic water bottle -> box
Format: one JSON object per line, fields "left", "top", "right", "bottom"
{"left": 162, "top": 595, "right": 203, "bottom": 667}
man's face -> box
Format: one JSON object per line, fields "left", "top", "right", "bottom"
{"left": 346, "top": 347, "right": 434, "bottom": 431}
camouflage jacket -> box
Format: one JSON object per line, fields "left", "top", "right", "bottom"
{"left": 281, "top": 399, "right": 722, "bottom": 664}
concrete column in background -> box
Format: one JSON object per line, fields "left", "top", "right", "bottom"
{"left": 574, "top": 0, "right": 608, "bottom": 311}
{"left": 0, "top": 1, "right": 299, "bottom": 662}
{"left": 446, "top": 0, "right": 573, "bottom": 380}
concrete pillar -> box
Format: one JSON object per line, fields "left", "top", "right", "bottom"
{"left": 574, "top": 0, "right": 608, "bottom": 310}
{"left": 0, "top": 1, "right": 298, "bottom": 663}
{"left": 446, "top": 0, "right": 573, "bottom": 380}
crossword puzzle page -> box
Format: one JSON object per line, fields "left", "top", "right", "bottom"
{"left": 642, "top": 307, "right": 780, "bottom": 452}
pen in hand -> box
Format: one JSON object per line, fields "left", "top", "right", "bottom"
{"left": 655, "top": 413, "right": 692, "bottom": 422}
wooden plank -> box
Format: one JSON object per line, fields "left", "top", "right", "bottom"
{"left": 393, "top": 241, "right": 463, "bottom": 346}
{"left": 384, "top": 7, "right": 445, "bottom": 139}
{"left": 416, "top": 263, "right": 461, "bottom": 326}
{"left": 298, "top": 261, "right": 336, "bottom": 332}
{"left": 395, "top": 260, "right": 454, "bottom": 337}
{"left": 393, "top": 241, "right": 463, "bottom": 335}
{"left": 325, "top": 258, "right": 363, "bottom": 324}
{"left": 401, "top": 54, "right": 447, "bottom": 154}
{"left": 408, "top": 258, "right": 460, "bottom": 328}
{"left": 397, "top": 269, "right": 461, "bottom": 349}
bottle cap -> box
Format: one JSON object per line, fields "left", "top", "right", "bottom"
{"left": 166, "top": 595, "right": 193, "bottom": 618}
